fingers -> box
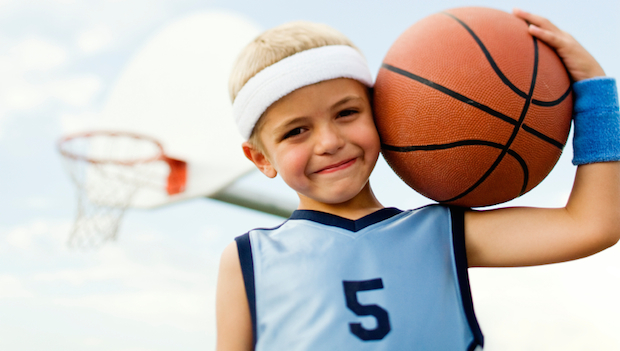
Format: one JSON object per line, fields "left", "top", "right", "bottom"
{"left": 512, "top": 8, "right": 559, "bottom": 32}
{"left": 527, "top": 23, "right": 565, "bottom": 49}
{"left": 512, "top": 8, "right": 567, "bottom": 50}
{"left": 513, "top": 8, "right": 605, "bottom": 81}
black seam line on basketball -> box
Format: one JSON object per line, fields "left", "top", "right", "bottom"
{"left": 381, "top": 64, "right": 563, "bottom": 150}
{"left": 443, "top": 11, "right": 570, "bottom": 108}
{"left": 383, "top": 139, "right": 504, "bottom": 152}
{"left": 521, "top": 124, "right": 564, "bottom": 149}
{"left": 532, "top": 85, "right": 572, "bottom": 106}
{"left": 442, "top": 36, "right": 539, "bottom": 203}
{"left": 441, "top": 11, "right": 528, "bottom": 99}
{"left": 381, "top": 64, "right": 518, "bottom": 127}
{"left": 382, "top": 140, "right": 529, "bottom": 197}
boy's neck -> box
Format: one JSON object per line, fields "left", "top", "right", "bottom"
{"left": 296, "top": 182, "right": 384, "bottom": 220}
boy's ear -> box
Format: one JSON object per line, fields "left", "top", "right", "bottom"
{"left": 242, "top": 142, "right": 277, "bottom": 178}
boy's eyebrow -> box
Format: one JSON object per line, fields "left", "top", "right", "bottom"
{"left": 272, "top": 116, "right": 309, "bottom": 135}
{"left": 330, "top": 95, "right": 363, "bottom": 111}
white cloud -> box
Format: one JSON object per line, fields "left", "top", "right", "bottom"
{"left": 33, "top": 245, "right": 207, "bottom": 288}
{"left": 27, "top": 233, "right": 216, "bottom": 332}
{"left": 1, "top": 79, "right": 47, "bottom": 111}
{"left": 0, "top": 48, "right": 101, "bottom": 139}
{"left": 0, "top": 37, "right": 101, "bottom": 141}
{"left": 0, "top": 275, "right": 33, "bottom": 298}
{"left": 5, "top": 226, "right": 35, "bottom": 249}
{"left": 53, "top": 289, "right": 211, "bottom": 331}
{"left": 8, "top": 37, "right": 67, "bottom": 72}
{"left": 552, "top": 189, "right": 571, "bottom": 207}
{"left": 47, "top": 75, "right": 102, "bottom": 107}
{"left": 1, "top": 218, "right": 218, "bottom": 333}
{"left": 470, "top": 250, "right": 620, "bottom": 350}
{"left": 0, "top": 74, "right": 102, "bottom": 111}
{"left": 77, "top": 26, "right": 114, "bottom": 54}
{"left": 2, "top": 220, "right": 70, "bottom": 252}
{"left": 0, "top": 0, "right": 14, "bottom": 9}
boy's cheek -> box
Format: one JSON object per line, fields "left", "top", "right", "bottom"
{"left": 278, "top": 151, "right": 310, "bottom": 179}
{"left": 360, "top": 125, "right": 382, "bottom": 155}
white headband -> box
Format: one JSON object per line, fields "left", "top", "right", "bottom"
{"left": 232, "top": 45, "right": 373, "bottom": 139}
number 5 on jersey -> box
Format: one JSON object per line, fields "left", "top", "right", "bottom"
{"left": 343, "top": 278, "right": 391, "bottom": 341}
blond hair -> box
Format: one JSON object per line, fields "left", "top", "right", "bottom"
{"left": 229, "top": 21, "right": 360, "bottom": 148}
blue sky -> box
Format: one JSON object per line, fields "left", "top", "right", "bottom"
{"left": 1, "top": 0, "right": 620, "bottom": 350}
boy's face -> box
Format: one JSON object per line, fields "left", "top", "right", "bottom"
{"left": 243, "top": 78, "right": 380, "bottom": 207}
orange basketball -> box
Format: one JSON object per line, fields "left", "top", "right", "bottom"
{"left": 373, "top": 7, "right": 572, "bottom": 207}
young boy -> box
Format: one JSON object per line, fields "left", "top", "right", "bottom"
{"left": 216, "top": 9, "right": 620, "bottom": 351}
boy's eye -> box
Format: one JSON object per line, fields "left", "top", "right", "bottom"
{"left": 338, "top": 109, "right": 357, "bottom": 118}
{"left": 283, "top": 127, "right": 304, "bottom": 140}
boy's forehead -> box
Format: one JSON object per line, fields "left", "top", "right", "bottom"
{"left": 265, "top": 78, "right": 369, "bottom": 119}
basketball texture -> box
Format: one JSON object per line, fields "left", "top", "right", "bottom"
{"left": 374, "top": 7, "right": 572, "bottom": 207}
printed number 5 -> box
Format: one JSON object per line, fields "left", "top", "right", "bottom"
{"left": 343, "top": 278, "right": 391, "bottom": 341}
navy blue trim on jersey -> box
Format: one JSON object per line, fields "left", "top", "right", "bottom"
{"left": 449, "top": 206, "right": 484, "bottom": 350}
{"left": 235, "top": 233, "right": 257, "bottom": 347}
{"left": 289, "top": 207, "right": 403, "bottom": 232}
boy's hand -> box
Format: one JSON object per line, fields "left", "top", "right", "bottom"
{"left": 513, "top": 8, "right": 605, "bottom": 82}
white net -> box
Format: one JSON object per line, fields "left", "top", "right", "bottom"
{"left": 59, "top": 132, "right": 170, "bottom": 248}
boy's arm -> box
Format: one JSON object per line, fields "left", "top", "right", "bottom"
{"left": 216, "top": 242, "right": 254, "bottom": 351}
{"left": 465, "top": 9, "right": 620, "bottom": 267}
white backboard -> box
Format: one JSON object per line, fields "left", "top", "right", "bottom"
{"left": 78, "top": 11, "right": 261, "bottom": 208}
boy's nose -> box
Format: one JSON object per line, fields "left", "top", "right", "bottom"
{"left": 314, "top": 123, "right": 345, "bottom": 155}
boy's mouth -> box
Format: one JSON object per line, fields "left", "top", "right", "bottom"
{"left": 315, "top": 158, "right": 357, "bottom": 174}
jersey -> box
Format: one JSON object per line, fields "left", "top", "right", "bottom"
{"left": 235, "top": 204, "right": 484, "bottom": 350}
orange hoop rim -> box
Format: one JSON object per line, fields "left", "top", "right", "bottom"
{"left": 58, "top": 130, "right": 165, "bottom": 165}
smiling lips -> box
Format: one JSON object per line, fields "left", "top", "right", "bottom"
{"left": 315, "top": 158, "right": 357, "bottom": 174}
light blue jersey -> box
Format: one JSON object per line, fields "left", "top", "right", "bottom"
{"left": 236, "top": 205, "right": 483, "bottom": 350}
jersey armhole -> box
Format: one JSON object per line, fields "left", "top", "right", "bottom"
{"left": 450, "top": 206, "right": 484, "bottom": 350}
{"left": 235, "top": 233, "right": 258, "bottom": 347}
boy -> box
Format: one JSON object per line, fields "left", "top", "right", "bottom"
{"left": 216, "top": 9, "right": 620, "bottom": 351}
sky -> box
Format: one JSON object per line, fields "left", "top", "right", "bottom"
{"left": 1, "top": 0, "right": 620, "bottom": 350}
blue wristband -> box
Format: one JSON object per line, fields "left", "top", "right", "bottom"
{"left": 572, "top": 77, "right": 620, "bottom": 165}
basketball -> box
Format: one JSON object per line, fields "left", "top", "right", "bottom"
{"left": 373, "top": 7, "right": 572, "bottom": 207}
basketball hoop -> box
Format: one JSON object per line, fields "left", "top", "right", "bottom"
{"left": 58, "top": 131, "right": 187, "bottom": 247}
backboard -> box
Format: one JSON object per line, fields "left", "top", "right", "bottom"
{"left": 68, "top": 11, "right": 262, "bottom": 209}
